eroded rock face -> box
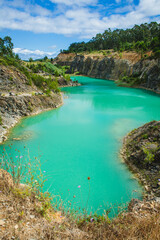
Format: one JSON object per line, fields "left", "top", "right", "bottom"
{"left": 0, "top": 93, "right": 62, "bottom": 143}
{"left": 0, "top": 65, "right": 37, "bottom": 93}
{"left": 69, "top": 56, "right": 133, "bottom": 80}
{"left": 56, "top": 53, "right": 160, "bottom": 93}
{"left": 0, "top": 63, "right": 64, "bottom": 143}
{"left": 0, "top": 169, "right": 13, "bottom": 190}
{"left": 133, "top": 59, "right": 160, "bottom": 91}
{"left": 122, "top": 121, "right": 160, "bottom": 197}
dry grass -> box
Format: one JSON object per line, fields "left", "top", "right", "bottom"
{"left": 0, "top": 184, "right": 160, "bottom": 240}
{"left": 0, "top": 187, "right": 87, "bottom": 240}
{"left": 79, "top": 199, "right": 160, "bottom": 240}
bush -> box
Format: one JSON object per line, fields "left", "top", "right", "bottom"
{"left": 31, "top": 73, "right": 45, "bottom": 88}
{"left": 65, "top": 74, "right": 71, "bottom": 82}
{"left": 154, "top": 50, "right": 160, "bottom": 58}
{"left": 0, "top": 115, "right": 2, "bottom": 125}
{"left": 116, "top": 74, "right": 141, "bottom": 87}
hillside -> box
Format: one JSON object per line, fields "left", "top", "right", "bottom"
{"left": 62, "top": 22, "right": 160, "bottom": 57}
{"left": 0, "top": 54, "right": 80, "bottom": 144}
{"left": 0, "top": 59, "right": 62, "bottom": 143}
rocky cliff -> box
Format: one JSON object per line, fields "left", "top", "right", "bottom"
{"left": 55, "top": 52, "right": 160, "bottom": 93}
{"left": 0, "top": 64, "right": 63, "bottom": 143}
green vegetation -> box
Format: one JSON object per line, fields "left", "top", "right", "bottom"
{"left": 0, "top": 36, "right": 66, "bottom": 93}
{"left": 0, "top": 36, "right": 14, "bottom": 57}
{"left": 142, "top": 134, "right": 148, "bottom": 139}
{"left": 62, "top": 22, "right": 160, "bottom": 58}
{"left": 26, "top": 61, "right": 63, "bottom": 76}
{"left": 142, "top": 142, "right": 158, "bottom": 163}
{"left": 116, "top": 75, "right": 142, "bottom": 87}
{"left": 0, "top": 115, "right": 2, "bottom": 125}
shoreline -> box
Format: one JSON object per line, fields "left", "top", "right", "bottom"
{"left": 1, "top": 77, "right": 159, "bottom": 202}
{"left": 71, "top": 74, "right": 160, "bottom": 95}
{"left": 120, "top": 144, "right": 150, "bottom": 199}
{"left": 120, "top": 122, "right": 160, "bottom": 202}
{"left": 0, "top": 93, "right": 63, "bottom": 145}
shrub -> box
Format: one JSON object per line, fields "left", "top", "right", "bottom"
{"left": 154, "top": 50, "right": 160, "bottom": 58}
{"left": 0, "top": 115, "right": 2, "bottom": 125}
{"left": 65, "top": 74, "right": 71, "bottom": 82}
{"left": 142, "top": 142, "right": 158, "bottom": 163}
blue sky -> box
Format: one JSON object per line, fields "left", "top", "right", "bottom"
{"left": 0, "top": 0, "right": 160, "bottom": 59}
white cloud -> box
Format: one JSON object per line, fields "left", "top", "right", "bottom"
{"left": 0, "top": 0, "right": 159, "bottom": 39}
{"left": 50, "top": 0, "right": 97, "bottom": 6}
{"left": 50, "top": 45, "right": 57, "bottom": 49}
{"left": 13, "top": 48, "right": 57, "bottom": 60}
{"left": 114, "top": 5, "right": 134, "bottom": 13}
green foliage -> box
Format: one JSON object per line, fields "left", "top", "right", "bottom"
{"left": 45, "top": 76, "right": 60, "bottom": 93}
{"left": 27, "top": 61, "right": 64, "bottom": 76}
{"left": 0, "top": 53, "right": 60, "bottom": 93}
{"left": 116, "top": 75, "right": 141, "bottom": 87}
{"left": 0, "top": 58, "right": 8, "bottom": 66}
{"left": 30, "top": 74, "right": 60, "bottom": 93}
{"left": 64, "top": 74, "right": 71, "bottom": 82}
{"left": 31, "top": 73, "right": 45, "bottom": 88}
{"left": 29, "top": 57, "right": 33, "bottom": 62}
{"left": 43, "top": 56, "right": 48, "bottom": 61}
{"left": 142, "top": 142, "right": 158, "bottom": 163}
{"left": 142, "top": 134, "right": 148, "bottom": 139}
{"left": 0, "top": 115, "right": 2, "bottom": 125}
{"left": 0, "top": 36, "right": 14, "bottom": 57}
{"left": 154, "top": 50, "right": 160, "bottom": 58}
{"left": 62, "top": 22, "right": 160, "bottom": 54}
{"left": 143, "top": 148, "right": 155, "bottom": 163}
{"left": 54, "top": 70, "right": 59, "bottom": 77}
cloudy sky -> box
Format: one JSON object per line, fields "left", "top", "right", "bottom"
{"left": 0, "top": 0, "right": 160, "bottom": 59}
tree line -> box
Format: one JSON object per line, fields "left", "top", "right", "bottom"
{"left": 62, "top": 22, "right": 160, "bottom": 57}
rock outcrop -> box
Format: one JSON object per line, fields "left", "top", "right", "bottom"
{"left": 0, "top": 64, "right": 63, "bottom": 144}
{"left": 56, "top": 52, "right": 160, "bottom": 93}
{"left": 122, "top": 121, "right": 160, "bottom": 197}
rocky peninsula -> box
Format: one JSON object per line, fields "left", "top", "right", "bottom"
{"left": 122, "top": 120, "right": 160, "bottom": 199}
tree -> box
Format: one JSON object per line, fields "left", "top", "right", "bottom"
{"left": 43, "top": 56, "right": 48, "bottom": 61}
{"left": 29, "top": 57, "right": 33, "bottom": 62}
{"left": 0, "top": 36, "right": 14, "bottom": 57}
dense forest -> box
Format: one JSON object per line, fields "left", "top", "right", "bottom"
{"left": 62, "top": 22, "right": 160, "bottom": 57}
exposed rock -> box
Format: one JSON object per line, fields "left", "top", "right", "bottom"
{"left": 56, "top": 52, "right": 160, "bottom": 93}
{"left": 0, "top": 93, "right": 62, "bottom": 144}
{"left": 122, "top": 121, "right": 160, "bottom": 197}
{"left": 57, "top": 77, "right": 80, "bottom": 87}
{"left": 0, "top": 65, "right": 37, "bottom": 94}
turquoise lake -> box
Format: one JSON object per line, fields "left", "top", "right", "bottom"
{"left": 1, "top": 76, "right": 160, "bottom": 215}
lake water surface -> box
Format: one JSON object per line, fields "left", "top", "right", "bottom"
{"left": 1, "top": 76, "right": 160, "bottom": 215}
